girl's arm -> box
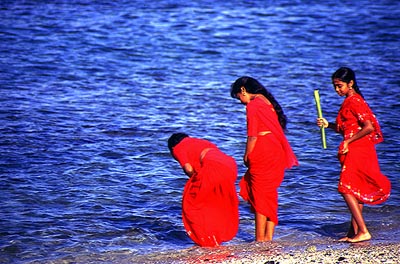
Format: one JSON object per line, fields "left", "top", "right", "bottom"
{"left": 340, "top": 120, "right": 374, "bottom": 154}
{"left": 182, "top": 163, "right": 195, "bottom": 177}
{"left": 244, "top": 136, "right": 257, "bottom": 167}
{"left": 327, "top": 122, "right": 337, "bottom": 130}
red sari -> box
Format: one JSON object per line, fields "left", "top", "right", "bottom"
{"left": 173, "top": 137, "right": 239, "bottom": 247}
{"left": 239, "top": 97, "right": 298, "bottom": 225}
{"left": 336, "top": 94, "right": 391, "bottom": 204}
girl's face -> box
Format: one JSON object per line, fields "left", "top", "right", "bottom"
{"left": 332, "top": 78, "right": 354, "bottom": 97}
{"left": 235, "top": 87, "right": 251, "bottom": 105}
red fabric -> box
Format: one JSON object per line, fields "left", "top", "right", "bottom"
{"left": 246, "top": 98, "right": 298, "bottom": 168}
{"left": 239, "top": 135, "right": 285, "bottom": 224}
{"left": 336, "top": 94, "right": 383, "bottom": 144}
{"left": 240, "top": 97, "right": 298, "bottom": 225}
{"left": 173, "top": 137, "right": 217, "bottom": 173}
{"left": 338, "top": 141, "right": 391, "bottom": 204}
{"left": 336, "top": 95, "right": 391, "bottom": 204}
{"left": 173, "top": 139, "right": 239, "bottom": 247}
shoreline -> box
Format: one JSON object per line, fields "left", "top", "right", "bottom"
{"left": 128, "top": 241, "right": 399, "bottom": 264}
{"left": 56, "top": 240, "right": 399, "bottom": 264}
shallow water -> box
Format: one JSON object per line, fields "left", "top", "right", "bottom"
{"left": 0, "top": 1, "right": 399, "bottom": 263}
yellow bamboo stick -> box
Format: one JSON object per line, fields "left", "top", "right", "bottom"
{"left": 314, "top": 89, "right": 327, "bottom": 149}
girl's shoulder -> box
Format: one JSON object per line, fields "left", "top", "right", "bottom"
{"left": 346, "top": 94, "right": 365, "bottom": 103}
{"left": 344, "top": 94, "right": 369, "bottom": 110}
{"left": 248, "top": 96, "right": 272, "bottom": 109}
{"left": 344, "top": 94, "right": 378, "bottom": 120}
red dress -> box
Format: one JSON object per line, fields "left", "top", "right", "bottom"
{"left": 239, "top": 97, "right": 298, "bottom": 225}
{"left": 173, "top": 137, "right": 239, "bottom": 247}
{"left": 336, "top": 94, "right": 391, "bottom": 204}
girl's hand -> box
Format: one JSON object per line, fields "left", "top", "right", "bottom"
{"left": 183, "top": 163, "right": 195, "bottom": 177}
{"left": 337, "top": 120, "right": 373, "bottom": 156}
{"left": 316, "top": 117, "right": 328, "bottom": 128}
{"left": 244, "top": 136, "right": 257, "bottom": 168}
{"left": 338, "top": 140, "right": 349, "bottom": 154}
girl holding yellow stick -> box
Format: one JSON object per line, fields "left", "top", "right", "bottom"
{"left": 316, "top": 67, "right": 391, "bottom": 243}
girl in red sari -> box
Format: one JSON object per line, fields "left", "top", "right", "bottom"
{"left": 317, "top": 67, "right": 391, "bottom": 243}
{"left": 168, "top": 133, "right": 239, "bottom": 247}
{"left": 231, "top": 77, "right": 298, "bottom": 241}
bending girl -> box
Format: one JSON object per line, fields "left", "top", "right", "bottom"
{"left": 168, "top": 133, "right": 239, "bottom": 247}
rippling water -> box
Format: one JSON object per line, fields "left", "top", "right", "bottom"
{"left": 1, "top": 1, "right": 399, "bottom": 263}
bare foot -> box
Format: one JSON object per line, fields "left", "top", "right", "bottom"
{"left": 338, "top": 236, "right": 349, "bottom": 242}
{"left": 347, "top": 232, "right": 371, "bottom": 243}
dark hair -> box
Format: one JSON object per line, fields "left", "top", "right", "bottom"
{"left": 230, "top": 76, "right": 288, "bottom": 130}
{"left": 332, "top": 67, "right": 364, "bottom": 98}
{"left": 168, "top": 133, "right": 189, "bottom": 153}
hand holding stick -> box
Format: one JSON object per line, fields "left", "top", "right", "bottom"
{"left": 314, "top": 89, "right": 327, "bottom": 149}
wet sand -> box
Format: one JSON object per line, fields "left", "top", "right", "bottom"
{"left": 64, "top": 240, "right": 399, "bottom": 264}
{"left": 128, "top": 242, "right": 398, "bottom": 264}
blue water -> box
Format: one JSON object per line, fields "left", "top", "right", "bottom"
{"left": 0, "top": 0, "right": 399, "bottom": 263}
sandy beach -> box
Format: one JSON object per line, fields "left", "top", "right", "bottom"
{"left": 52, "top": 240, "right": 399, "bottom": 264}
{"left": 119, "top": 241, "right": 399, "bottom": 264}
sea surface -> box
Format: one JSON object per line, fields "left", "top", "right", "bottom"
{"left": 0, "top": 0, "right": 399, "bottom": 263}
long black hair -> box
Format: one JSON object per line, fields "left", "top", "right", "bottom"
{"left": 168, "top": 133, "right": 189, "bottom": 153}
{"left": 332, "top": 67, "right": 364, "bottom": 98}
{"left": 230, "top": 76, "right": 288, "bottom": 130}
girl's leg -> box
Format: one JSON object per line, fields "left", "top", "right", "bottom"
{"left": 349, "top": 203, "right": 364, "bottom": 235}
{"left": 339, "top": 203, "right": 363, "bottom": 241}
{"left": 265, "top": 219, "right": 275, "bottom": 241}
{"left": 339, "top": 216, "right": 357, "bottom": 241}
{"left": 342, "top": 194, "right": 371, "bottom": 243}
{"left": 255, "top": 213, "right": 275, "bottom": 241}
{"left": 255, "top": 212, "right": 267, "bottom": 241}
